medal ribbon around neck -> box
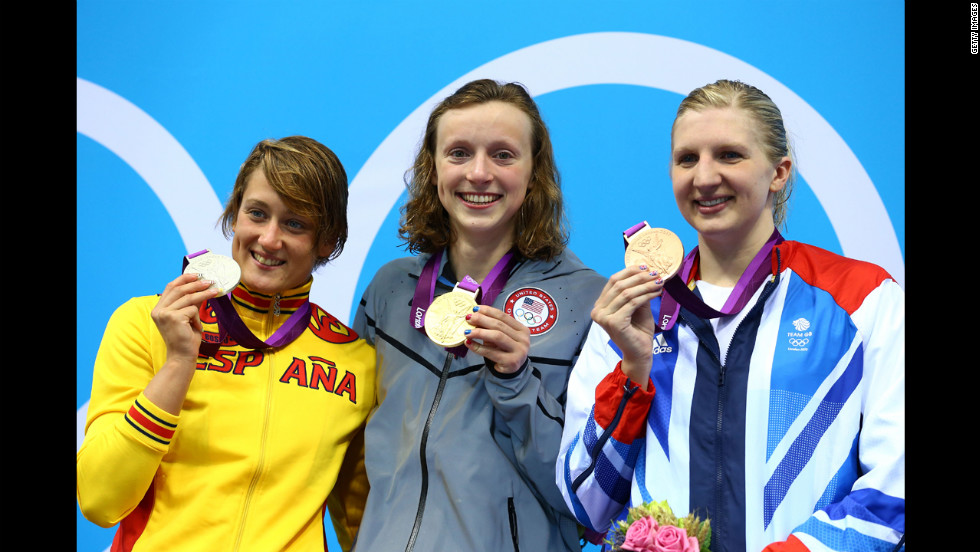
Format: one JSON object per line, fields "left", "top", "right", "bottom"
{"left": 183, "top": 249, "right": 311, "bottom": 356}
{"left": 411, "top": 248, "right": 518, "bottom": 358}
{"left": 620, "top": 226, "right": 782, "bottom": 333}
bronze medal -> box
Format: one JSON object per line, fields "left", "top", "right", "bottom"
{"left": 624, "top": 225, "right": 684, "bottom": 280}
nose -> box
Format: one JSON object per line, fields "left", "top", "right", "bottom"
{"left": 466, "top": 152, "right": 493, "bottom": 184}
{"left": 693, "top": 158, "right": 722, "bottom": 189}
{"left": 257, "top": 222, "right": 283, "bottom": 250}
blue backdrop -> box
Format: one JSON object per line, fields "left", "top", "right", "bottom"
{"left": 77, "top": 2, "right": 904, "bottom": 550}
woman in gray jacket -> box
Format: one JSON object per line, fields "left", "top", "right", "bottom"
{"left": 352, "top": 79, "right": 605, "bottom": 551}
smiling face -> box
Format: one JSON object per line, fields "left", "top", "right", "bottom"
{"left": 670, "top": 106, "right": 791, "bottom": 251}
{"left": 433, "top": 101, "right": 533, "bottom": 249}
{"left": 231, "top": 168, "right": 332, "bottom": 294}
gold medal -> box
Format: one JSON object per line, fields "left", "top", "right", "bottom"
{"left": 424, "top": 290, "right": 478, "bottom": 348}
{"left": 624, "top": 223, "right": 684, "bottom": 280}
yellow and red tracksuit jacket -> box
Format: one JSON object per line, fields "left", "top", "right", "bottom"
{"left": 77, "top": 278, "right": 376, "bottom": 551}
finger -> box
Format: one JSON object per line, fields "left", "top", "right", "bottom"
{"left": 595, "top": 267, "right": 662, "bottom": 306}
{"left": 466, "top": 306, "right": 526, "bottom": 336}
{"left": 465, "top": 337, "right": 526, "bottom": 374}
{"left": 160, "top": 273, "right": 208, "bottom": 296}
{"left": 152, "top": 281, "right": 218, "bottom": 331}
{"left": 160, "top": 279, "right": 220, "bottom": 312}
{"left": 465, "top": 315, "right": 530, "bottom": 364}
{"left": 594, "top": 274, "right": 663, "bottom": 319}
{"left": 464, "top": 326, "right": 523, "bottom": 354}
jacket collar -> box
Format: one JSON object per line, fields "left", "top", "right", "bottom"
{"left": 227, "top": 277, "right": 313, "bottom": 319}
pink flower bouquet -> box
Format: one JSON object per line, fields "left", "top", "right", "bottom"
{"left": 607, "top": 500, "right": 711, "bottom": 552}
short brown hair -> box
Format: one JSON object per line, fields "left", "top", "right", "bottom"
{"left": 219, "top": 136, "right": 349, "bottom": 268}
{"left": 399, "top": 79, "right": 568, "bottom": 261}
{"left": 673, "top": 79, "right": 796, "bottom": 229}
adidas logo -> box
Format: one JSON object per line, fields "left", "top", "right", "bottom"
{"left": 652, "top": 333, "right": 673, "bottom": 355}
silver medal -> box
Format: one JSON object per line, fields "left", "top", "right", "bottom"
{"left": 183, "top": 250, "right": 241, "bottom": 297}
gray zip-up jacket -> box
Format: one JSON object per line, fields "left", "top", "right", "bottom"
{"left": 351, "top": 249, "right": 604, "bottom": 552}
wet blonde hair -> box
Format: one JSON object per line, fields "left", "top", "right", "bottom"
{"left": 673, "top": 79, "right": 796, "bottom": 229}
{"left": 399, "top": 79, "right": 568, "bottom": 261}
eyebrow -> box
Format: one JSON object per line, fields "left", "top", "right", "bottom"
{"left": 672, "top": 141, "right": 751, "bottom": 153}
{"left": 242, "top": 198, "right": 305, "bottom": 219}
{"left": 441, "top": 137, "right": 526, "bottom": 154}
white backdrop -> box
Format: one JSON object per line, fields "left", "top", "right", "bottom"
{"left": 77, "top": 2, "right": 904, "bottom": 550}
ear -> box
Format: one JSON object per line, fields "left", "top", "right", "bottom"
{"left": 317, "top": 241, "right": 334, "bottom": 260}
{"left": 769, "top": 156, "right": 792, "bottom": 193}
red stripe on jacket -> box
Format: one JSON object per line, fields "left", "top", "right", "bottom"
{"left": 775, "top": 241, "right": 893, "bottom": 315}
{"left": 593, "top": 362, "right": 655, "bottom": 445}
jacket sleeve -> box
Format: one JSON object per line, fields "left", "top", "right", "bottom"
{"left": 351, "top": 270, "right": 380, "bottom": 347}
{"left": 77, "top": 297, "right": 177, "bottom": 527}
{"left": 480, "top": 280, "right": 604, "bottom": 519}
{"left": 326, "top": 426, "right": 370, "bottom": 552}
{"left": 772, "top": 280, "right": 906, "bottom": 552}
{"left": 555, "top": 321, "right": 655, "bottom": 536}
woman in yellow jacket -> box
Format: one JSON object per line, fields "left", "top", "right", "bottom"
{"left": 77, "top": 136, "right": 375, "bottom": 551}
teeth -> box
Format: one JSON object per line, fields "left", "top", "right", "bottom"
{"left": 698, "top": 197, "right": 728, "bottom": 207}
{"left": 253, "top": 252, "right": 284, "bottom": 266}
{"left": 460, "top": 193, "right": 499, "bottom": 205}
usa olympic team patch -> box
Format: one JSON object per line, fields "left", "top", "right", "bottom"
{"left": 504, "top": 287, "right": 557, "bottom": 336}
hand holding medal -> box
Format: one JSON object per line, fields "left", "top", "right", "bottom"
{"left": 151, "top": 251, "right": 236, "bottom": 364}
{"left": 422, "top": 275, "right": 530, "bottom": 373}
{"left": 588, "top": 221, "right": 684, "bottom": 388}
{"left": 413, "top": 249, "right": 528, "bottom": 371}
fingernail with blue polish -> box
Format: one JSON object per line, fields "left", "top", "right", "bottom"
{"left": 464, "top": 329, "right": 472, "bottom": 335}
{"left": 472, "top": 306, "right": 480, "bottom": 312}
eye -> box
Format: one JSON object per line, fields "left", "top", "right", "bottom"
{"left": 285, "top": 219, "right": 310, "bottom": 232}
{"left": 245, "top": 208, "right": 266, "bottom": 219}
{"left": 721, "top": 151, "right": 743, "bottom": 161}
{"left": 494, "top": 151, "right": 515, "bottom": 161}
{"left": 675, "top": 153, "right": 697, "bottom": 166}
{"left": 448, "top": 148, "right": 469, "bottom": 160}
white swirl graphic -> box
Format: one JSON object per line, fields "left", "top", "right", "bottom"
{"left": 317, "top": 32, "right": 904, "bottom": 324}
{"left": 76, "top": 32, "right": 904, "bottom": 461}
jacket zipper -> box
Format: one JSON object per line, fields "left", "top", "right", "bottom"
{"left": 508, "top": 497, "right": 520, "bottom": 552}
{"left": 233, "top": 348, "right": 273, "bottom": 550}
{"left": 404, "top": 352, "right": 455, "bottom": 552}
{"left": 686, "top": 251, "right": 781, "bottom": 551}
{"left": 232, "top": 307, "right": 278, "bottom": 551}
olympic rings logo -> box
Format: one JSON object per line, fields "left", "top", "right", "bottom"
{"left": 788, "top": 338, "right": 809, "bottom": 347}
{"left": 514, "top": 308, "right": 543, "bottom": 325}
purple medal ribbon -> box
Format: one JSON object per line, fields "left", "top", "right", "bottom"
{"left": 642, "top": 229, "right": 783, "bottom": 332}
{"left": 184, "top": 250, "right": 311, "bottom": 356}
{"left": 411, "top": 248, "right": 518, "bottom": 357}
